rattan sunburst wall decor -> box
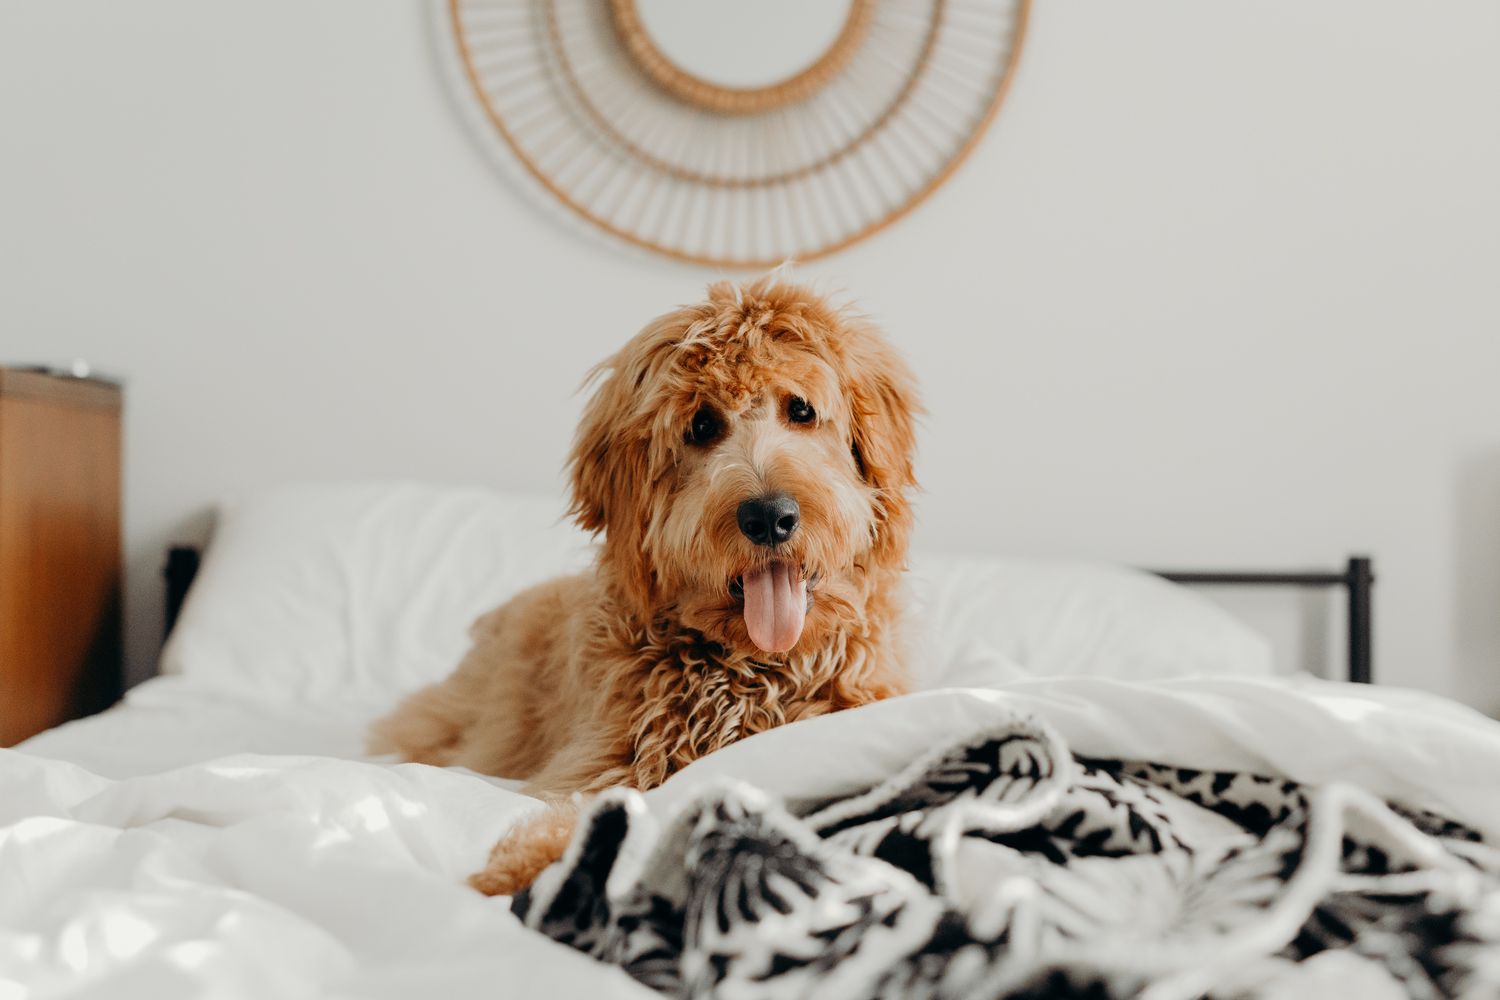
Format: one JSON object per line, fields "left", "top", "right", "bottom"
{"left": 445, "top": 0, "right": 1029, "bottom": 268}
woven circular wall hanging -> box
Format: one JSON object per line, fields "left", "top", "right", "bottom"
{"left": 447, "top": 0, "right": 1029, "bottom": 268}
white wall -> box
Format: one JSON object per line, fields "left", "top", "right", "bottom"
{"left": 2, "top": 2, "right": 1497, "bottom": 709}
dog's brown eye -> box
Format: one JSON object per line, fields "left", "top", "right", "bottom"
{"left": 687, "top": 407, "right": 721, "bottom": 446}
{"left": 787, "top": 397, "right": 816, "bottom": 424}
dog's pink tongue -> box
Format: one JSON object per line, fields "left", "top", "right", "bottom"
{"left": 742, "top": 562, "right": 806, "bottom": 653}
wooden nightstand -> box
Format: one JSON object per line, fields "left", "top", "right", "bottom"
{"left": 0, "top": 367, "right": 123, "bottom": 746}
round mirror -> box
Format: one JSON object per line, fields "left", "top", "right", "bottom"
{"left": 611, "top": 0, "right": 870, "bottom": 114}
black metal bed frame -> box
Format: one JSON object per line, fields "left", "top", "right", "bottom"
{"left": 161, "top": 547, "right": 1374, "bottom": 684}
{"left": 1149, "top": 556, "right": 1374, "bottom": 684}
{"left": 164, "top": 546, "right": 201, "bottom": 643}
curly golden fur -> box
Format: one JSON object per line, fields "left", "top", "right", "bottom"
{"left": 368, "top": 276, "right": 920, "bottom": 895}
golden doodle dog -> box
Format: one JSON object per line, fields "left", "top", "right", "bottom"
{"left": 369, "top": 276, "right": 920, "bottom": 895}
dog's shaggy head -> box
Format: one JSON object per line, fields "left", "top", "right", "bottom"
{"left": 568, "top": 277, "right": 919, "bottom": 658}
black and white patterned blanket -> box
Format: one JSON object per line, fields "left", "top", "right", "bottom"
{"left": 514, "top": 716, "right": 1500, "bottom": 999}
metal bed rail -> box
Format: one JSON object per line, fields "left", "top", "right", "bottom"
{"left": 1151, "top": 556, "right": 1373, "bottom": 683}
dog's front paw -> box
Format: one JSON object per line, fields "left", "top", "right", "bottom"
{"left": 467, "top": 805, "right": 579, "bottom": 896}
{"left": 467, "top": 858, "right": 537, "bottom": 897}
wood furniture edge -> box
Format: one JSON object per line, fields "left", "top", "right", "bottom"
{"left": 0, "top": 369, "right": 122, "bottom": 410}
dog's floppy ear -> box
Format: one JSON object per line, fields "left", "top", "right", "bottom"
{"left": 567, "top": 349, "right": 655, "bottom": 611}
{"left": 843, "top": 320, "right": 921, "bottom": 564}
{"left": 568, "top": 308, "right": 698, "bottom": 612}
{"left": 567, "top": 357, "right": 638, "bottom": 535}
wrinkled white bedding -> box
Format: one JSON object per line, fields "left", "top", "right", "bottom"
{"left": 16, "top": 677, "right": 374, "bottom": 780}
{"left": 6, "top": 674, "right": 1499, "bottom": 999}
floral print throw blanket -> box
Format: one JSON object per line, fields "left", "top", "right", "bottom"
{"left": 515, "top": 715, "right": 1500, "bottom": 999}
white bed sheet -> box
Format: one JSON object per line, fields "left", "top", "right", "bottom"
{"left": 8, "top": 678, "right": 657, "bottom": 1000}
{"left": 17, "top": 676, "right": 380, "bottom": 780}
{"left": 7, "top": 675, "right": 1500, "bottom": 999}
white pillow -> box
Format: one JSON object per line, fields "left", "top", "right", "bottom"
{"left": 162, "top": 482, "right": 595, "bottom": 704}
{"left": 163, "top": 483, "right": 1272, "bottom": 706}
{"left": 904, "top": 554, "right": 1275, "bottom": 690}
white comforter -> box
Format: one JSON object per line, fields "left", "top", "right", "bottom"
{"left": 4, "top": 675, "right": 1499, "bottom": 999}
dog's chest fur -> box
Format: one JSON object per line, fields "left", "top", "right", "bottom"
{"left": 624, "top": 633, "right": 845, "bottom": 790}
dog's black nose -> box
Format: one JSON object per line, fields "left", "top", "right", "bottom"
{"left": 737, "top": 494, "right": 800, "bottom": 547}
